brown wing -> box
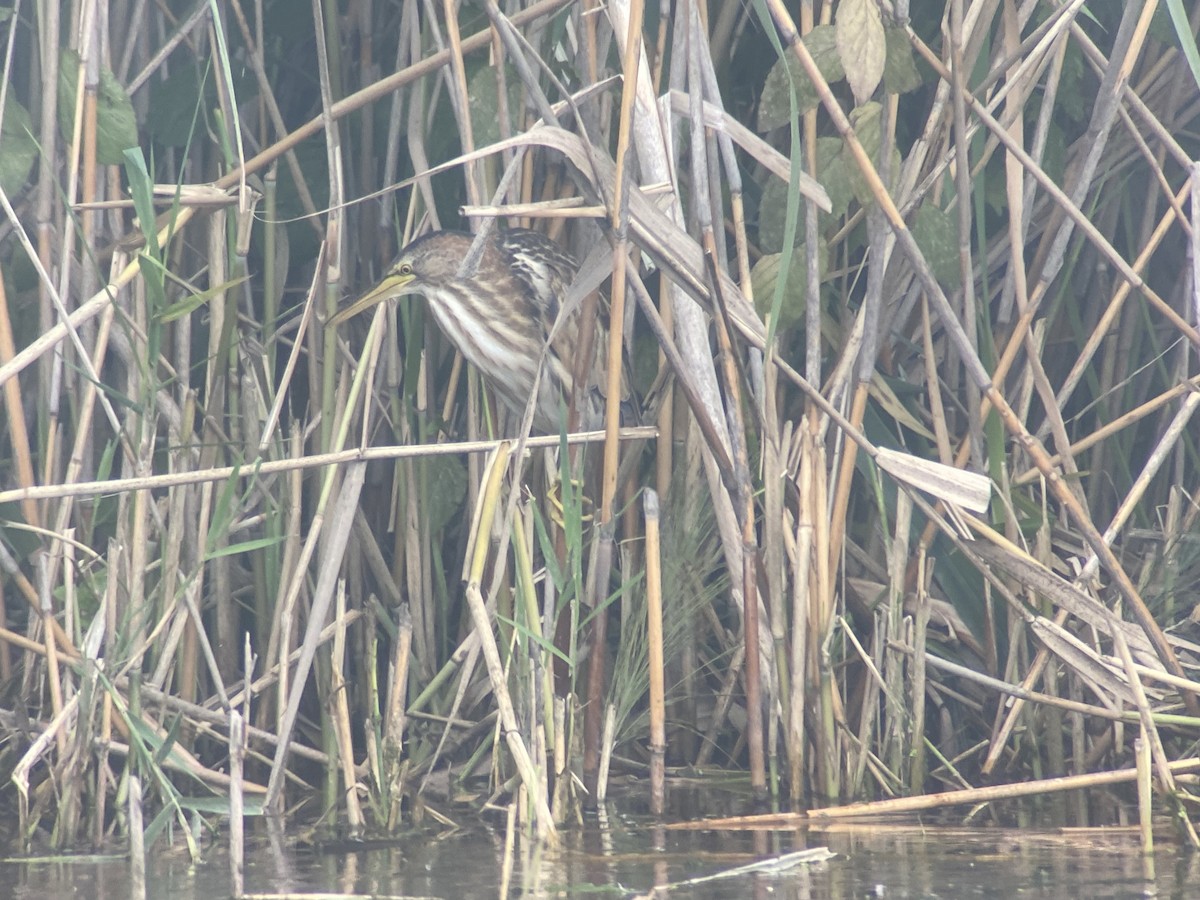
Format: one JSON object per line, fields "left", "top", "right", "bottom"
{"left": 499, "top": 228, "right": 578, "bottom": 325}
{"left": 500, "top": 228, "right": 641, "bottom": 427}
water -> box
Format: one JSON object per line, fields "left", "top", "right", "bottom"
{"left": 2, "top": 796, "right": 1195, "bottom": 898}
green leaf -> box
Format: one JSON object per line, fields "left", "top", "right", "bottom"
{"left": 750, "top": 242, "right": 828, "bottom": 334}
{"left": 848, "top": 101, "right": 883, "bottom": 157}
{"left": 806, "top": 24, "right": 847, "bottom": 84}
{"left": 629, "top": 329, "right": 660, "bottom": 399}
{"left": 757, "top": 177, "right": 801, "bottom": 253}
{"left": 205, "top": 462, "right": 243, "bottom": 550}
{"left": 57, "top": 49, "right": 139, "bottom": 164}
{"left": 849, "top": 146, "right": 901, "bottom": 208}
{"left": 883, "top": 27, "right": 923, "bottom": 94}
{"left": 468, "top": 64, "right": 522, "bottom": 146}
{"left": 122, "top": 148, "right": 167, "bottom": 309}
{"left": 842, "top": 102, "right": 901, "bottom": 207}
{"left": 203, "top": 535, "right": 285, "bottom": 561}
{"left": 177, "top": 795, "right": 266, "bottom": 815}
{"left": 122, "top": 148, "right": 157, "bottom": 247}
{"left": 751, "top": 252, "right": 804, "bottom": 334}
{"left": 757, "top": 26, "right": 843, "bottom": 129}
{"left": 496, "top": 612, "right": 572, "bottom": 665}
{"left": 531, "top": 502, "right": 566, "bottom": 590}
{"left": 0, "top": 95, "right": 37, "bottom": 196}
{"left": 758, "top": 55, "right": 799, "bottom": 130}
{"left": 421, "top": 456, "right": 468, "bottom": 534}
{"left": 158, "top": 275, "right": 250, "bottom": 323}
{"left": 911, "top": 203, "right": 961, "bottom": 289}
{"left": 154, "top": 715, "right": 183, "bottom": 765}
{"left": 815, "top": 136, "right": 854, "bottom": 220}
{"left": 1166, "top": 0, "right": 1200, "bottom": 97}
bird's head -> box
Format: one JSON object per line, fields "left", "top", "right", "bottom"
{"left": 329, "top": 231, "right": 476, "bottom": 326}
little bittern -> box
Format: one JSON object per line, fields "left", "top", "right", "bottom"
{"left": 331, "top": 228, "right": 610, "bottom": 432}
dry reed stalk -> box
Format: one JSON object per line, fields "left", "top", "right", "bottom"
{"left": 382, "top": 603, "right": 412, "bottom": 826}
{"left": 609, "top": 3, "right": 748, "bottom": 714}
{"left": 1015, "top": 369, "right": 1200, "bottom": 484}
{"left": 786, "top": 427, "right": 813, "bottom": 805}
{"left": 265, "top": 459, "right": 367, "bottom": 807}
{"left": 982, "top": 379, "right": 1200, "bottom": 773}
{"left": 912, "top": 8, "right": 1176, "bottom": 657}
{"left": 330, "top": 581, "right": 364, "bottom": 833}
{"left": 675, "top": 756, "right": 1200, "bottom": 827}
{"left": 763, "top": 383, "right": 787, "bottom": 790}
{"left": 885, "top": 488, "right": 912, "bottom": 772}
{"left": 0, "top": 276, "right": 38, "bottom": 529}
{"left": 128, "top": 774, "right": 145, "bottom": 900}
{"left": 643, "top": 490, "right": 665, "bottom": 814}
{"left": 683, "top": 14, "right": 770, "bottom": 785}
{"left": 31, "top": 0, "right": 61, "bottom": 423}
{"left": 225, "top": 603, "right": 362, "bottom": 721}
{"left": 810, "top": 425, "right": 836, "bottom": 803}
{"left": 909, "top": 552, "right": 931, "bottom": 792}
{"left": 780, "top": 4, "right": 1196, "bottom": 727}
{"left": 0, "top": 429, "right": 652, "bottom": 506}
{"left": 513, "top": 504, "right": 555, "bottom": 751}
{"left": 3, "top": 0, "right": 1199, "bottom": 845}
{"left": 551, "top": 694, "right": 568, "bottom": 822}
{"left": 577, "top": 0, "right": 644, "bottom": 803}
{"left": 39, "top": 575, "right": 66, "bottom": 759}
{"left": 464, "top": 442, "right": 555, "bottom": 838}
{"left": 415, "top": 633, "right": 489, "bottom": 798}
{"left": 312, "top": 0, "right": 345, "bottom": 466}
{"left": 596, "top": 702, "right": 616, "bottom": 804}
{"left": 499, "top": 794, "right": 518, "bottom": 898}
{"left": 1135, "top": 732, "right": 1153, "bottom": 858}
{"left": 713, "top": 259, "right": 767, "bottom": 795}
{"left": 229, "top": 710, "right": 245, "bottom": 899}
{"left": 579, "top": 530, "right": 609, "bottom": 797}
{"left": 914, "top": 41, "right": 1199, "bottom": 359}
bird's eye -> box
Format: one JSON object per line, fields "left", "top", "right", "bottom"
{"left": 398, "top": 263, "right": 413, "bottom": 276}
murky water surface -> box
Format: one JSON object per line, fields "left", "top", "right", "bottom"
{"left": 3, "top": 790, "right": 1195, "bottom": 898}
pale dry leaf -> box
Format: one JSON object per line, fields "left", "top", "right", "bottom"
{"left": 836, "top": 0, "right": 886, "bottom": 105}
{"left": 875, "top": 447, "right": 992, "bottom": 514}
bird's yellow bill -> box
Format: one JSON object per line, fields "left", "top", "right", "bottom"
{"left": 327, "top": 272, "right": 414, "bottom": 326}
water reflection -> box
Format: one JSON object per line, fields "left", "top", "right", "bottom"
{"left": 2, "top": 795, "right": 1196, "bottom": 898}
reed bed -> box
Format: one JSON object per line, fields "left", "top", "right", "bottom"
{"left": 0, "top": 0, "right": 1198, "bottom": 862}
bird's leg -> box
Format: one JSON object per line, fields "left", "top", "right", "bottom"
{"left": 545, "top": 460, "right": 594, "bottom": 529}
